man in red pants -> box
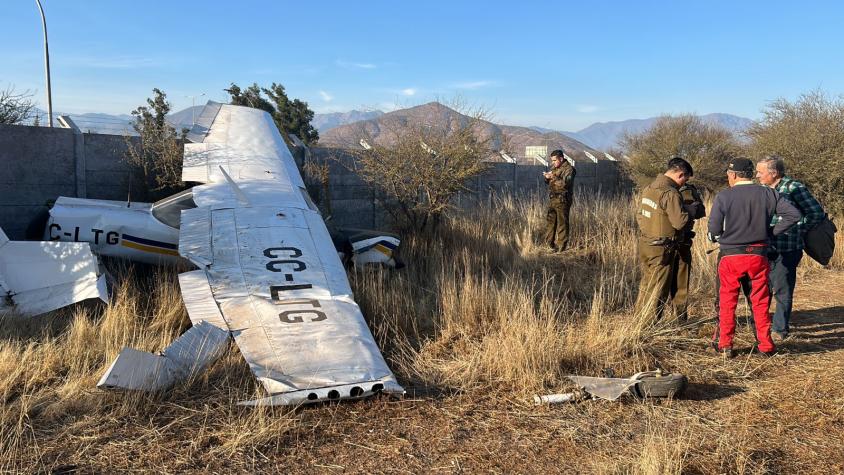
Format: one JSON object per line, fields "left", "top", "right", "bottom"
{"left": 707, "top": 158, "right": 801, "bottom": 357}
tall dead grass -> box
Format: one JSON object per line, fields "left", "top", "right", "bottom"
{"left": 0, "top": 191, "right": 838, "bottom": 471}
{"left": 353, "top": 191, "right": 727, "bottom": 396}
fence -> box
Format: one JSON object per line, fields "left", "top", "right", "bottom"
{"left": 0, "top": 125, "right": 625, "bottom": 238}
{"left": 0, "top": 123, "right": 136, "bottom": 239}
{"left": 304, "top": 147, "right": 624, "bottom": 228}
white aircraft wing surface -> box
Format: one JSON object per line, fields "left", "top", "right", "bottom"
{"left": 0, "top": 227, "right": 108, "bottom": 316}
{"left": 100, "top": 103, "right": 403, "bottom": 405}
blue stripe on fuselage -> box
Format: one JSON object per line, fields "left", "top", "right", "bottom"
{"left": 121, "top": 233, "right": 178, "bottom": 250}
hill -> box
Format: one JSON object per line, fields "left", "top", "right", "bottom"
{"left": 561, "top": 113, "right": 754, "bottom": 150}
{"left": 320, "top": 102, "right": 602, "bottom": 163}
{"left": 312, "top": 110, "right": 384, "bottom": 133}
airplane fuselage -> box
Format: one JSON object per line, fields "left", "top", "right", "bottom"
{"left": 45, "top": 196, "right": 183, "bottom": 265}
{"left": 46, "top": 194, "right": 402, "bottom": 268}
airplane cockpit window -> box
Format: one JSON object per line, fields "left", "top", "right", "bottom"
{"left": 152, "top": 190, "right": 197, "bottom": 229}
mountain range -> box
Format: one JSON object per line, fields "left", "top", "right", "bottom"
{"left": 43, "top": 104, "right": 754, "bottom": 156}
{"left": 37, "top": 107, "right": 199, "bottom": 136}
{"left": 318, "top": 102, "right": 600, "bottom": 164}
{"left": 312, "top": 110, "right": 384, "bottom": 133}
{"left": 315, "top": 109, "right": 753, "bottom": 152}
{"left": 561, "top": 113, "right": 755, "bottom": 150}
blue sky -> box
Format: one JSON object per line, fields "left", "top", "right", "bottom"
{"left": 3, "top": 1, "right": 844, "bottom": 131}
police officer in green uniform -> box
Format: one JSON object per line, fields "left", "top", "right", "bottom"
{"left": 634, "top": 157, "right": 692, "bottom": 321}
{"left": 671, "top": 180, "right": 706, "bottom": 321}
{"left": 543, "top": 149, "right": 576, "bottom": 251}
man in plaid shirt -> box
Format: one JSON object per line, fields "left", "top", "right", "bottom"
{"left": 755, "top": 156, "right": 825, "bottom": 339}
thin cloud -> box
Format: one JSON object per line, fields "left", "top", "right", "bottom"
{"left": 451, "top": 80, "right": 494, "bottom": 90}
{"left": 401, "top": 88, "right": 417, "bottom": 96}
{"left": 319, "top": 90, "right": 334, "bottom": 102}
{"left": 336, "top": 60, "right": 377, "bottom": 70}
{"left": 577, "top": 104, "right": 599, "bottom": 113}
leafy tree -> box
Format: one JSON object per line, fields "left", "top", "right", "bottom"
{"left": 0, "top": 85, "right": 35, "bottom": 125}
{"left": 224, "top": 83, "right": 274, "bottom": 115}
{"left": 225, "top": 82, "right": 319, "bottom": 145}
{"left": 621, "top": 114, "right": 744, "bottom": 192}
{"left": 748, "top": 90, "right": 844, "bottom": 215}
{"left": 124, "top": 88, "right": 186, "bottom": 199}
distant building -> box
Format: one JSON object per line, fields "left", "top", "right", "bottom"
{"left": 524, "top": 145, "right": 548, "bottom": 165}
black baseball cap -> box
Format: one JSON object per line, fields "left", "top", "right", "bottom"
{"left": 726, "top": 157, "right": 754, "bottom": 174}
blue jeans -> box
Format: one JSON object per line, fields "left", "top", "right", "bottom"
{"left": 769, "top": 250, "right": 803, "bottom": 335}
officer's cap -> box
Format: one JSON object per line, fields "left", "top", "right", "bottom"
{"left": 726, "top": 157, "right": 754, "bottom": 175}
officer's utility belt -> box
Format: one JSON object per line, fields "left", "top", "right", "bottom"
{"left": 719, "top": 243, "right": 768, "bottom": 257}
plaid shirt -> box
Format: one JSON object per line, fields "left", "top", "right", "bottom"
{"left": 771, "top": 176, "right": 825, "bottom": 252}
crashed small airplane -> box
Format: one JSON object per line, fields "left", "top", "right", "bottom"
{"left": 92, "top": 102, "right": 403, "bottom": 405}
{"left": 0, "top": 227, "right": 107, "bottom": 316}
{"left": 46, "top": 184, "right": 401, "bottom": 268}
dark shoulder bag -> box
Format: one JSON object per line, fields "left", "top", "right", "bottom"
{"left": 804, "top": 214, "right": 837, "bottom": 265}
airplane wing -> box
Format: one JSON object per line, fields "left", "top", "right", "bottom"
{"left": 100, "top": 103, "right": 403, "bottom": 405}
{"left": 0, "top": 227, "right": 108, "bottom": 316}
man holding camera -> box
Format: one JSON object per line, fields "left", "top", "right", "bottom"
{"left": 544, "top": 149, "right": 576, "bottom": 252}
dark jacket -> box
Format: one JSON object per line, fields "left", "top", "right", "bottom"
{"left": 708, "top": 181, "right": 802, "bottom": 251}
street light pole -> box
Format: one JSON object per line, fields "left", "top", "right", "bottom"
{"left": 35, "top": 0, "right": 53, "bottom": 127}
{"left": 185, "top": 93, "right": 206, "bottom": 126}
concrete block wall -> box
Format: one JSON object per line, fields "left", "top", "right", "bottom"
{"left": 0, "top": 126, "right": 623, "bottom": 239}
{"left": 84, "top": 133, "right": 136, "bottom": 200}
{"left": 0, "top": 124, "right": 137, "bottom": 239}
{"left": 307, "top": 146, "right": 622, "bottom": 228}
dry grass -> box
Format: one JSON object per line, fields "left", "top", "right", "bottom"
{"left": 1, "top": 191, "right": 843, "bottom": 473}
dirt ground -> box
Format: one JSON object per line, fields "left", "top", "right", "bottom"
{"left": 26, "top": 271, "right": 843, "bottom": 475}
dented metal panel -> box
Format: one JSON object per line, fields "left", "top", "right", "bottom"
{"left": 97, "top": 321, "right": 229, "bottom": 391}
{"left": 0, "top": 229, "right": 108, "bottom": 316}
{"left": 567, "top": 375, "right": 639, "bottom": 401}
{"left": 178, "top": 207, "right": 213, "bottom": 267}
{"left": 178, "top": 270, "right": 227, "bottom": 329}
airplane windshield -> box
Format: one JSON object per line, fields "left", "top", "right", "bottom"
{"left": 152, "top": 190, "right": 197, "bottom": 229}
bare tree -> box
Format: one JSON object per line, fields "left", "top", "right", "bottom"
{"left": 621, "top": 114, "right": 744, "bottom": 192}
{"left": 344, "top": 101, "right": 496, "bottom": 231}
{"left": 0, "top": 85, "right": 35, "bottom": 125}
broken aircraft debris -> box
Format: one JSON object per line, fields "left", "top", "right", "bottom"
{"left": 96, "top": 102, "right": 404, "bottom": 405}
{"left": 534, "top": 370, "right": 688, "bottom": 404}
{"left": 0, "top": 227, "right": 107, "bottom": 316}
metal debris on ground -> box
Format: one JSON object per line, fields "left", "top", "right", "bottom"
{"left": 534, "top": 370, "right": 688, "bottom": 404}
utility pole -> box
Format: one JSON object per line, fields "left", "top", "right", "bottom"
{"left": 35, "top": 0, "right": 53, "bottom": 127}
{"left": 185, "top": 93, "right": 206, "bottom": 126}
